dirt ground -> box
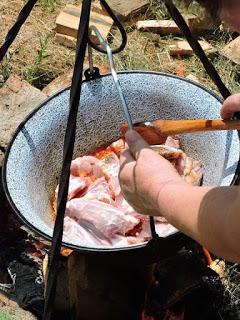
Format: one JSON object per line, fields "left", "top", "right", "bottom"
{"left": 0, "top": 0, "right": 240, "bottom": 93}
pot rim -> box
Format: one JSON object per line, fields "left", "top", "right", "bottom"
{"left": 2, "top": 70, "right": 224, "bottom": 253}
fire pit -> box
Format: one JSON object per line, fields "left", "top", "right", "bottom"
{"left": 2, "top": 71, "right": 240, "bottom": 319}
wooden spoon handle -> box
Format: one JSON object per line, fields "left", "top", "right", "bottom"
{"left": 152, "top": 119, "right": 240, "bottom": 135}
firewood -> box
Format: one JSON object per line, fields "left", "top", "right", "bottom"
{"left": 137, "top": 14, "right": 218, "bottom": 35}
{"left": 55, "top": 4, "right": 113, "bottom": 43}
{"left": 105, "top": 0, "right": 149, "bottom": 20}
{"left": 168, "top": 40, "right": 216, "bottom": 57}
{"left": 55, "top": 33, "right": 76, "bottom": 49}
{"left": 221, "top": 36, "right": 240, "bottom": 65}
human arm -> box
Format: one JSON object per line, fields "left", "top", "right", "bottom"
{"left": 119, "top": 130, "right": 240, "bottom": 262}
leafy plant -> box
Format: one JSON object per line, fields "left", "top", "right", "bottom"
{"left": 25, "top": 34, "right": 50, "bottom": 85}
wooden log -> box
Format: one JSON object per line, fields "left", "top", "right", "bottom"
{"left": 168, "top": 40, "right": 216, "bottom": 57}
{"left": 137, "top": 15, "right": 218, "bottom": 34}
{"left": 55, "top": 33, "right": 76, "bottom": 49}
{"left": 68, "top": 253, "right": 151, "bottom": 320}
{"left": 137, "top": 19, "right": 181, "bottom": 34}
{"left": 221, "top": 36, "right": 240, "bottom": 65}
{"left": 55, "top": 4, "right": 113, "bottom": 43}
{"left": 106, "top": 0, "right": 149, "bottom": 20}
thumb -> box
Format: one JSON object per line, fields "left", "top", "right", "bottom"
{"left": 221, "top": 94, "right": 240, "bottom": 119}
{"left": 125, "top": 130, "right": 149, "bottom": 159}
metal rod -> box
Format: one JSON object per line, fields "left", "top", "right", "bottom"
{"left": 89, "top": 26, "right": 133, "bottom": 130}
{"left": 87, "top": 44, "right": 94, "bottom": 74}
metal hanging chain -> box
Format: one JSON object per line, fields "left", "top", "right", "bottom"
{"left": 163, "top": 0, "right": 231, "bottom": 100}
{"left": 0, "top": 0, "right": 38, "bottom": 63}
{"left": 88, "top": 0, "right": 127, "bottom": 54}
{"left": 43, "top": 0, "right": 92, "bottom": 319}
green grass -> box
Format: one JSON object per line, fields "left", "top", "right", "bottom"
{"left": 24, "top": 34, "right": 51, "bottom": 86}
{"left": 38, "top": 0, "right": 56, "bottom": 11}
{"left": 0, "top": 314, "right": 11, "bottom": 320}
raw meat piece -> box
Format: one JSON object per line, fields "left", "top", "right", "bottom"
{"left": 55, "top": 175, "right": 91, "bottom": 201}
{"left": 183, "top": 158, "right": 203, "bottom": 186}
{"left": 99, "top": 152, "right": 121, "bottom": 195}
{"left": 66, "top": 199, "right": 140, "bottom": 238}
{"left": 64, "top": 216, "right": 111, "bottom": 246}
{"left": 152, "top": 144, "right": 203, "bottom": 186}
{"left": 110, "top": 138, "right": 126, "bottom": 155}
{"left": 56, "top": 137, "right": 203, "bottom": 248}
{"left": 114, "top": 194, "right": 136, "bottom": 214}
{"left": 164, "top": 136, "right": 180, "bottom": 149}
{"left": 155, "top": 216, "right": 168, "bottom": 223}
{"left": 82, "top": 177, "right": 114, "bottom": 204}
{"left": 67, "top": 175, "right": 91, "bottom": 200}
{"left": 70, "top": 156, "right": 104, "bottom": 178}
{"left": 152, "top": 145, "right": 184, "bottom": 160}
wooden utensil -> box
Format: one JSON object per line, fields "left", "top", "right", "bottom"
{"left": 151, "top": 119, "right": 240, "bottom": 135}
{"left": 121, "top": 119, "right": 240, "bottom": 145}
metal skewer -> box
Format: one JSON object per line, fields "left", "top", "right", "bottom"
{"left": 89, "top": 26, "right": 133, "bottom": 130}
{"left": 89, "top": 27, "right": 157, "bottom": 239}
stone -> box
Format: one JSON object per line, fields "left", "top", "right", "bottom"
{"left": 221, "top": 36, "right": 240, "bottom": 65}
{"left": 42, "top": 69, "right": 73, "bottom": 96}
{"left": 0, "top": 75, "right": 47, "bottom": 149}
{"left": 42, "top": 64, "right": 110, "bottom": 97}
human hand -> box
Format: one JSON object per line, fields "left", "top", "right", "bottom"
{"left": 119, "top": 130, "right": 186, "bottom": 216}
{"left": 220, "top": 93, "right": 240, "bottom": 119}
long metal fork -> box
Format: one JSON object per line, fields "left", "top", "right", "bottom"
{"left": 89, "top": 26, "right": 133, "bottom": 130}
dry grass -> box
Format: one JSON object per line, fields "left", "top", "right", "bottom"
{"left": 1, "top": 0, "right": 240, "bottom": 95}
{"left": 0, "top": 0, "right": 78, "bottom": 88}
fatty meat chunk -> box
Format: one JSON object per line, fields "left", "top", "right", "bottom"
{"left": 66, "top": 198, "right": 140, "bottom": 238}
{"left": 164, "top": 136, "right": 180, "bottom": 149}
{"left": 152, "top": 144, "right": 203, "bottom": 186}
{"left": 67, "top": 175, "right": 91, "bottom": 200}
{"left": 70, "top": 156, "right": 104, "bottom": 178}
{"left": 64, "top": 216, "right": 111, "bottom": 246}
{"left": 81, "top": 177, "right": 114, "bottom": 204}
{"left": 99, "top": 152, "right": 121, "bottom": 195}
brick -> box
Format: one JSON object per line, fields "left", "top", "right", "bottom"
{"left": 0, "top": 75, "right": 47, "bottom": 149}
{"left": 42, "top": 64, "right": 110, "bottom": 97}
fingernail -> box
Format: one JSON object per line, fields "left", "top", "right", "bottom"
{"left": 125, "top": 130, "right": 139, "bottom": 144}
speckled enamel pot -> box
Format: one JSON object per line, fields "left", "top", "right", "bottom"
{"left": 2, "top": 71, "right": 240, "bottom": 256}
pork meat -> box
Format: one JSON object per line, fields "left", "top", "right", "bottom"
{"left": 66, "top": 198, "right": 140, "bottom": 238}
